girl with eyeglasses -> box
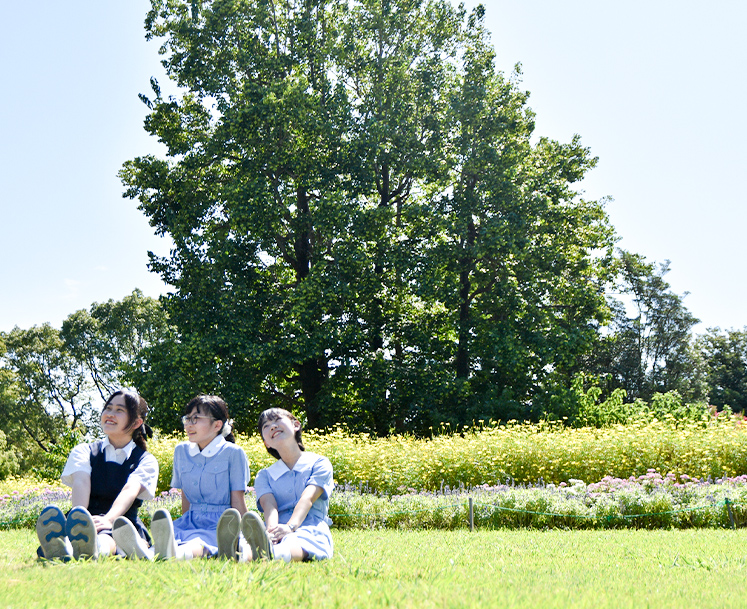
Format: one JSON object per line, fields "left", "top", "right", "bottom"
{"left": 148, "top": 395, "right": 250, "bottom": 560}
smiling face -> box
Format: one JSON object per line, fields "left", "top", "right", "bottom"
{"left": 101, "top": 393, "right": 141, "bottom": 445}
{"left": 261, "top": 413, "right": 301, "bottom": 451}
{"left": 183, "top": 406, "right": 223, "bottom": 449}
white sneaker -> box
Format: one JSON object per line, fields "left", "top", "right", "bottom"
{"left": 240, "top": 511, "right": 273, "bottom": 561}
{"left": 151, "top": 509, "right": 177, "bottom": 560}
{"left": 113, "top": 517, "right": 153, "bottom": 560}
{"left": 217, "top": 508, "right": 241, "bottom": 560}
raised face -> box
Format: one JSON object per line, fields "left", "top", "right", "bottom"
{"left": 101, "top": 393, "right": 137, "bottom": 438}
{"left": 261, "top": 414, "right": 300, "bottom": 449}
{"left": 183, "top": 407, "right": 222, "bottom": 449}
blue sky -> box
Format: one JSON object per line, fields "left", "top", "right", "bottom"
{"left": 2, "top": 1, "right": 746, "bottom": 334}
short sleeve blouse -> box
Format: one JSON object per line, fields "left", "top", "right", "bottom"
{"left": 170, "top": 436, "right": 250, "bottom": 507}
{"left": 60, "top": 439, "right": 159, "bottom": 501}
{"left": 253, "top": 451, "right": 333, "bottom": 526}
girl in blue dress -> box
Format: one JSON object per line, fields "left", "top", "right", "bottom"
{"left": 237, "top": 407, "right": 334, "bottom": 562}
{"left": 151, "top": 395, "right": 250, "bottom": 559}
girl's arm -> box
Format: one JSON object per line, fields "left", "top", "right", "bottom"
{"left": 70, "top": 471, "right": 91, "bottom": 509}
{"left": 181, "top": 491, "right": 190, "bottom": 515}
{"left": 266, "top": 484, "right": 323, "bottom": 542}
{"left": 231, "top": 490, "right": 247, "bottom": 515}
{"left": 287, "top": 484, "right": 323, "bottom": 530}
{"left": 258, "top": 493, "right": 279, "bottom": 531}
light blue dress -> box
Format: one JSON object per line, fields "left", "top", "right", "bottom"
{"left": 253, "top": 451, "right": 334, "bottom": 560}
{"left": 170, "top": 436, "right": 250, "bottom": 554}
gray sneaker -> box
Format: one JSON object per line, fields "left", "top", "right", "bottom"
{"left": 240, "top": 511, "right": 273, "bottom": 561}
{"left": 36, "top": 505, "right": 72, "bottom": 560}
{"left": 151, "top": 509, "right": 176, "bottom": 560}
{"left": 112, "top": 517, "right": 153, "bottom": 560}
{"left": 66, "top": 506, "right": 98, "bottom": 560}
{"left": 217, "top": 508, "right": 241, "bottom": 560}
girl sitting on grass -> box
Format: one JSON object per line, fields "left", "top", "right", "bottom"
{"left": 230, "top": 407, "right": 333, "bottom": 562}
{"left": 149, "top": 395, "right": 250, "bottom": 560}
{"left": 35, "top": 389, "right": 158, "bottom": 560}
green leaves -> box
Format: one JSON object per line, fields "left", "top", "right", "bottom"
{"left": 124, "top": 0, "right": 617, "bottom": 433}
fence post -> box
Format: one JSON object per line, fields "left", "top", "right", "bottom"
{"left": 726, "top": 498, "right": 736, "bottom": 530}
{"left": 469, "top": 497, "right": 474, "bottom": 532}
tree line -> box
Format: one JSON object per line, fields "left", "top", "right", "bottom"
{"left": 2, "top": 0, "right": 745, "bottom": 474}
{"left": 1, "top": 275, "right": 745, "bottom": 477}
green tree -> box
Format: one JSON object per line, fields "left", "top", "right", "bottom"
{"left": 412, "top": 13, "right": 615, "bottom": 428}
{"left": 0, "top": 324, "right": 93, "bottom": 471}
{"left": 123, "top": 0, "right": 464, "bottom": 432}
{"left": 61, "top": 289, "right": 173, "bottom": 401}
{"left": 0, "top": 358, "right": 21, "bottom": 479}
{"left": 0, "top": 292, "right": 172, "bottom": 470}
{"left": 122, "top": 0, "right": 616, "bottom": 433}
{"left": 694, "top": 328, "right": 747, "bottom": 413}
{"left": 588, "top": 250, "right": 699, "bottom": 402}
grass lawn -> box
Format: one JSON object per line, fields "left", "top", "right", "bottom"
{"left": 2, "top": 528, "right": 746, "bottom": 608}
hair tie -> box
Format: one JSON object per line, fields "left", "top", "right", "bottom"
{"left": 221, "top": 419, "right": 233, "bottom": 437}
{"left": 143, "top": 422, "right": 153, "bottom": 439}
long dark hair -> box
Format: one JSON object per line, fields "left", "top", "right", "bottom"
{"left": 184, "top": 395, "right": 235, "bottom": 443}
{"left": 257, "top": 408, "right": 305, "bottom": 459}
{"left": 103, "top": 390, "right": 152, "bottom": 451}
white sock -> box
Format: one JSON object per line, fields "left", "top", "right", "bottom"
{"left": 176, "top": 543, "right": 194, "bottom": 560}
{"left": 273, "top": 542, "right": 292, "bottom": 563}
{"left": 238, "top": 539, "right": 250, "bottom": 563}
{"left": 97, "top": 535, "right": 111, "bottom": 557}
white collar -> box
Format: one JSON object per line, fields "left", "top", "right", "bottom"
{"left": 101, "top": 437, "right": 136, "bottom": 458}
{"left": 266, "top": 451, "right": 315, "bottom": 480}
{"left": 187, "top": 434, "right": 226, "bottom": 457}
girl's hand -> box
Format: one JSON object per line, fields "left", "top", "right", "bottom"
{"left": 92, "top": 515, "right": 113, "bottom": 533}
{"left": 266, "top": 523, "right": 294, "bottom": 543}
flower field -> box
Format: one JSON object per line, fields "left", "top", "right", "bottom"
{"left": 2, "top": 416, "right": 747, "bottom": 531}
{"left": 2, "top": 470, "right": 746, "bottom": 531}
{"left": 142, "top": 417, "right": 747, "bottom": 495}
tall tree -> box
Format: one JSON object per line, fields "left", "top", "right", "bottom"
{"left": 410, "top": 11, "right": 614, "bottom": 427}
{"left": 588, "top": 250, "right": 699, "bottom": 401}
{"left": 123, "top": 0, "right": 616, "bottom": 433}
{"left": 0, "top": 324, "right": 92, "bottom": 455}
{"left": 126, "top": 0, "right": 341, "bottom": 428}
{"left": 694, "top": 328, "right": 747, "bottom": 413}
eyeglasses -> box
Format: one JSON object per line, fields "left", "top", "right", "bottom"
{"left": 181, "top": 415, "right": 215, "bottom": 426}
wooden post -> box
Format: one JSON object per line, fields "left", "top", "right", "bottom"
{"left": 469, "top": 497, "right": 474, "bottom": 532}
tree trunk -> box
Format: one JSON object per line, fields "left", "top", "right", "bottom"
{"left": 293, "top": 186, "right": 328, "bottom": 427}
{"left": 456, "top": 219, "right": 476, "bottom": 379}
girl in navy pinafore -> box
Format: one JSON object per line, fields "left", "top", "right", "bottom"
{"left": 35, "top": 390, "right": 158, "bottom": 560}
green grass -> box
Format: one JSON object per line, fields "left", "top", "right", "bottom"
{"left": 3, "top": 528, "right": 747, "bottom": 608}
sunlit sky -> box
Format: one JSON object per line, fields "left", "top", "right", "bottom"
{"left": 2, "top": 1, "right": 745, "bottom": 334}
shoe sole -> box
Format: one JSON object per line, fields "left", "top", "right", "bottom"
{"left": 217, "top": 509, "right": 241, "bottom": 560}
{"left": 112, "top": 517, "right": 152, "bottom": 560}
{"left": 36, "top": 505, "right": 71, "bottom": 560}
{"left": 151, "top": 509, "right": 176, "bottom": 560}
{"left": 66, "top": 507, "right": 98, "bottom": 560}
{"left": 241, "top": 511, "right": 272, "bottom": 561}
